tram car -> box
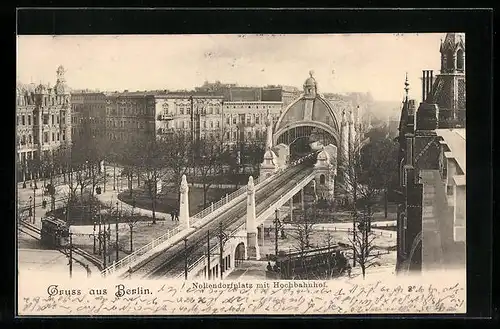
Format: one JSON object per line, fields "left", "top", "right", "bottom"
{"left": 268, "top": 245, "right": 349, "bottom": 280}
{"left": 41, "top": 216, "right": 70, "bottom": 248}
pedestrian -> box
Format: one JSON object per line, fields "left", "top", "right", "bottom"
{"left": 266, "top": 262, "right": 273, "bottom": 272}
{"left": 175, "top": 209, "right": 179, "bottom": 221}
{"left": 170, "top": 210, "right": 174, "bottom": 221}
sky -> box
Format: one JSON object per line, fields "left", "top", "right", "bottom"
{"left": 17, "top": 33, "right": 446, "bottom": 102}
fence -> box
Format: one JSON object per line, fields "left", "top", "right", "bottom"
{"left": 314, "top": 226, "right": 394, "bottom": 238}
{"left": 100, "top": 225, "right": 183, "bottom": 276}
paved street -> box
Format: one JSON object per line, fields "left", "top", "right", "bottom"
{"left": 18, "top": 248, "right": 94, "bottom": 279}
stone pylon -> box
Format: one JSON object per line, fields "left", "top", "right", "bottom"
{"left": 260, "top": 114, "right": 278, "bottom": 177}
{"left": 246, "top": 176, "right": 260, "bottom": 260}
{"left": 179, "top": 174, "right": 190, "bottom": 229}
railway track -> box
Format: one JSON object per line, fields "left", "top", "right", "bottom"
{"left": 17, "top": 221, "right": 103, "bottom": 270}
{"left": 141, "top": 166, "right": 316, "bottom": 279}
{"left": 122, "top": 164, "right": 310, "bottom": 279}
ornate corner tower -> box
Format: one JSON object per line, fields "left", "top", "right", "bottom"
{"left": 432, "top": 33, "right": 466, "bottom": 128}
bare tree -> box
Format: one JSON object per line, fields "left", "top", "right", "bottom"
{"left": 125, "top": 201, "right": 141, "bottom": 253}
{"left": 195, "top": 135, "right": 225, "bottom": 208}
{"left": 134, "top": 136, "right": 167, "bottom": 224}
{"left": 287, "top": 203, "right": 317, "bottom": 277}
{"left": 347, "top": 209, "right": 381, "bottom": 279}
{"left": 160, "top": 131, "right": 191, "bottom": 203}
{"left": 289, "top": 205, "right": 316, "bottom": 252}
{"left": 337, "top": 129, "right": 383, "bottom": 267}
{"left": 359, "top": 137, "right": 399, "bottom": 218}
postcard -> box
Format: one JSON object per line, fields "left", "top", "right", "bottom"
{"left": 16, "top": 31, "right": 467, "bottom": 316}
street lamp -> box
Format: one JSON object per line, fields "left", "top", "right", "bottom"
{"left": 115, "top": 201, "right": 119, "bottom": 263}
{"left": 32, "top": 185, "right": 36, "bottom": 224}
{"left": 28, "top": 196, "right": 33, "bottom": 218}
{"left": 93, "top": 221, "right": 96, "bottom": 254}
{"left": 184, "top": 238, "right": 188, "bottom": 280}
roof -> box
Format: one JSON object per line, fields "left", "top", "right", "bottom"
{"left": 436, "top": 128, "right": 466, "bottom": 173}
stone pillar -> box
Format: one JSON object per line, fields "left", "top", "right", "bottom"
{"left": 266, "top": 114, "right": 273, "bottom": 149}
{"left": 341, "top": 110, "right": 349, "bottom": 167}
{"left": 261, "top": 224, "right": 265, "bottom": 247}
{"left": 349, "top": 109, "right": 355, "bottom": 155}
{"left": 246, "top": 176, "right": 259, "bottom": 260}
{"left": 260, "top": 115, "right": 278, "bottom": 177}
{"left": 301, "top": 188, "right": 305, "bottom": 211}
{"left": 312, "top": 180, "right": 318, "bottom": 202}
{"left": 179, "top": 175, "right": 190, "bottom": 229}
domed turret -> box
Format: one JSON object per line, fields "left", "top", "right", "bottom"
{"left": 54, "top": 65, "right": 70, "bottom": 94}
{"left": 303, "top": 70, "right": 317, "bottom": 98}
{"left": 35, "top": 83, "right": 48, "bottom": 94}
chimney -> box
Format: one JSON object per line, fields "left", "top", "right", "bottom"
{"left": 421, "top": 70, "right": 434, "bottom": 103}
{"left": 422, "top": 70, "right": 426, "bottom": 103}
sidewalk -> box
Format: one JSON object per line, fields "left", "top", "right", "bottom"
{"left": 18, "top": 248, "right": 99, "bottom": 279}
{"left": 95, "top": 185, "right": 172, "bottom": 221}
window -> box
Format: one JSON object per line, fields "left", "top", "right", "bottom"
{"left": 256, "top": 117, "right": 260, "bottom": 124}
{"left": 17, "top": 116, "right": 19, "bottom": 126}
{"left": 216, "top": 121, "right": 220, "bottom": 128}
{"left": 43, "top": 132, "right": 49, "bottom": 143}
{"left": 51, "top": 115, "right": 55, "bottom": 125}
{"left": 457, "top": 49, "right": 464, "bottom": 70}
{"left": 28, "top": 115, "right": 31, "bottom": 126}
{"left": 22, "top": 115, "right": 25, "bottom": 125}
{"left": 233, "top": 117, "right": 237, "bottom": 124}
{"left": 43, "top": 114, "right": 49, "bottom": 125}
{"left": 226, "top": 117, "right": 230, "bottom": 125}
{"left": 320, "top": 174, "right": 326, "bottom": 185}
{"left": 52, "top": 133, "right": 55, "bottom": 141}
{"left": 21, "top": 135, "right": 26, "bottom": 145}
{"left": 57, "top": 133, "right": 60, "bottom": 141}
{"left": 28, "top": 135, "right": 32, "bottom": 144}
{"left": 226, "top": 132, "right": 230, "bottom": 140}
{"left": 57, "top": 115, "right": 60, "bottom": 124}
{"left": 210, "top": 121, "right": 213, "bottom": 128}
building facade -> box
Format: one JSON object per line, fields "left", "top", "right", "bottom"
{"left": 104, "top": 92, "right": 156, "bottom": 144}
{"left": 396, "top": 33, "right": 466, "bottom": 273}
{"left": 71, "top": 92, "right": 107, "bottom": 143}
{"left": 16, "top": 66, "right": 72, "bottom": 183}
{"left": 222, "top": 101, "right": 282, "bottom": 145}
{"left": 154, "top": 93, "right": 224, "bottom": 141}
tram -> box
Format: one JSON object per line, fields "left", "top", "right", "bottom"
{"left": 40, "top": 216, "right": 70, "bottom": 248}
{"left": 269, "top": 245, "right": 349, "bottom": 280}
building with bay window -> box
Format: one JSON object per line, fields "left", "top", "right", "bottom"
{"left": 16, "top": 66, "right": 72, "bottom": 183}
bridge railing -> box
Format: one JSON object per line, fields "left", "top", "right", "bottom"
{"left": 189, "top": 151, "right": 318, "bottom": 226}
{"left": 101, "top": 225, "right": 183, "bottom": 277}
{"left": 103, "top": 152, "right": 318, "bottom": 277}
{"left": 177, "top": 152, "right": 320, "bottom": 279}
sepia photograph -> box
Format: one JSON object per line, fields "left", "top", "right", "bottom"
{"left": 16, "top": 29, "right": 469, "bottom": 315}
